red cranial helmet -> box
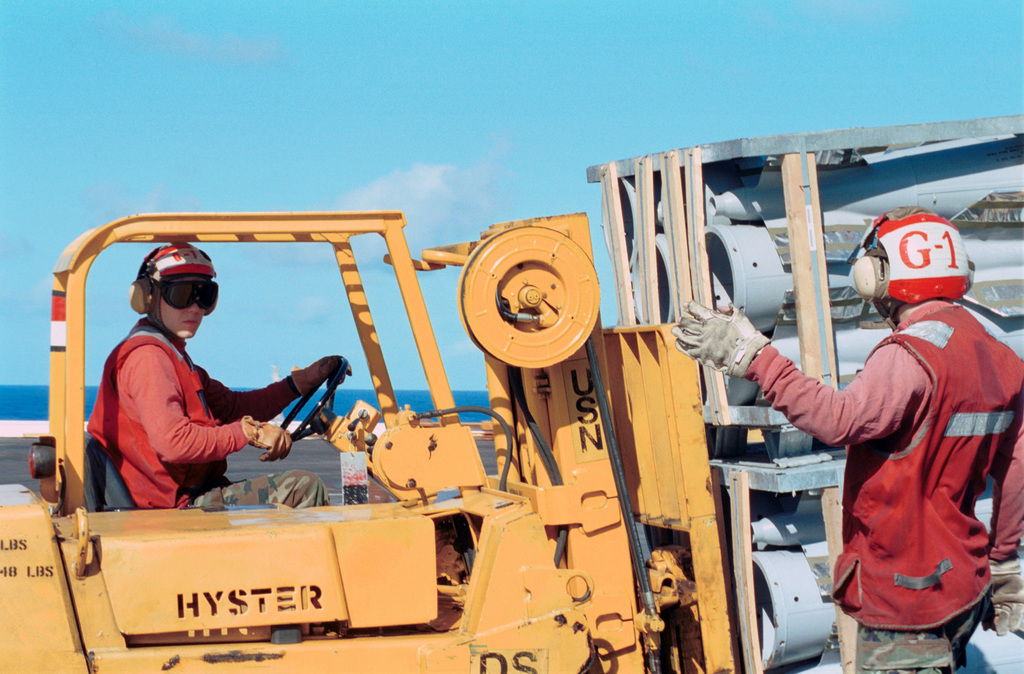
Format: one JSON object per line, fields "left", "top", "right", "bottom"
{"left": 852, "top": 208, "right": 970, "bottom": 304}
{"left": 129, "top": 244, "right": 218, "bottom": 315}
{"left": 144, "top": 244, "right": 216, "bottom": 281}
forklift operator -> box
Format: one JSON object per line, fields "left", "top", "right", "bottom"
{"left": 673, "top": 208, "right": 1024, "bottom": 673}
{"left": 87, "top": 243, "right": 338, "bottom": 510}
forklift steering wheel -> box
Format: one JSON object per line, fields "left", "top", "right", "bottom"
{"left": 282, "top": 358, "right": 351, "bottom": 442}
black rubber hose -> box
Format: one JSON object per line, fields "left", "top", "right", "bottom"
{"left": 507, "top": 367, "right": 570, "bottom": 567}
{"left": 495, "top": 288, "right": 541, "bottom": 324}
{"left": 507, "top": 367, "right": 563, "bottom": 486}
{"left": 585, "top": 337, "right": 662, "bottom": 674}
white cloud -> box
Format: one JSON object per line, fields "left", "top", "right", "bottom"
{"left": 96, "top": 12, "right": 287, "bottom": 65}
{"left": 293, "top": 294, "right": 333, "bottom": 324}
{"left": 335, "top": 151, "right": 512, "bottom": 251}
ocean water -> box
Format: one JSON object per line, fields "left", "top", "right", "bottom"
{"left": 0, "top": 385, "right": 492, "bottom": 423}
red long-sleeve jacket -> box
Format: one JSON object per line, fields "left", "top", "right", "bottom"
{"left": 88, "top": 320, "right": 297, "bottom": 508}
{"left": 747, "top": 300, "right": 1024, "bottom": 628}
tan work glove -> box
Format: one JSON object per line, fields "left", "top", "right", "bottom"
{"left": 290, "top": 355, "right": 342, "bottom": 395}
{"left": 671, "top": 301, "right": 769, "bottom": 379}
{"left": 241, "top": 416, "right": 293, "bottom": 461}
{"left": 985, "top": 557, "right": 1024, "bottom": 636}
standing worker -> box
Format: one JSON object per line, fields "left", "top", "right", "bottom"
{"left": 673, "top": 208, "right": 1024, "bottom": 672}
{"left": 88, "top": 243, "right": 340, "bottom": 509}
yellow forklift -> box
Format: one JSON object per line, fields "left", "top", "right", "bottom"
{"left": 4, "top": 211, "right": 734, "bottom": 673}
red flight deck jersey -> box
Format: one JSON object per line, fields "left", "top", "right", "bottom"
{"left": 747, "top": 301, "right": 1024, "bottom": 629}
{"left": 87, "top": 320, "right": 296, "bottom": 508}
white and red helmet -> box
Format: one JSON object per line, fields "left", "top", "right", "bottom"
{"left": 141, "top": 243, "right": 216, "bottom": 281}
{"left": 851, "top": 209, "right": 970, "bottom": 304}
{"left": 129, "top": 244, "right": 218, "bottom": 316}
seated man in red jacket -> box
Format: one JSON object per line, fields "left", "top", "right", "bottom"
{"left": 673, "top": 208, "right": 1023, "bottom": 672}
{"left": 88, "top": 243, "right": 340, "bottom": 509}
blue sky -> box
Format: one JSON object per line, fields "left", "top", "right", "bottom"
{"left": 2, "top": 1, "right": 1022, "bottom": 392}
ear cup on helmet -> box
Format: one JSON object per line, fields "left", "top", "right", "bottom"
{"left": 128, "top": 277, "right": 152, "bottom": 314}
{"left": 852, "top": 253, "right": 888, "bottom": 301}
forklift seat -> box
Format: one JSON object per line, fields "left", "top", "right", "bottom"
{"left": 84, "top": 436, "right": 135, "bottom": 512}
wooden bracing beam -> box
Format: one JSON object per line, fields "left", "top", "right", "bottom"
{"left": 660, "top": 150, "right": 692, "bottom": 319}
{"left": 600, "top": 161, "right": 637, "bottom": 326}
{"left": 780, "top": 151, "right": 853, "bottom": 674}
{"left": 635, "top": 155, "right": 660, "bottom": 323}
{"left": 683, "top": 147, "right": 732, "bottom": 426}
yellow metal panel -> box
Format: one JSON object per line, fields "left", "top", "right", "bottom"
{"left": 461, "top": 504, "right": 553, "bottom": 635}
{"left": 604, "top": 330, "right": 677, "bottom": 525}
{"left": 600, "top": 337, "right": 652, "bottom": 518}
{"left": 638, "top": 332, "right": 688, "bottom": 525}
{"left": 101, "top": 519, "right": 349, "bottom": 634}
{"left": 88, "top": 504, "right": 437, "bottom": 634}
{"left": 517, "top": 336, "right": 645, "bottom": 673}
{"left": 373, "top": 424, "right": 487, "bottom": 500}
{"left": 509, "top": 469, "right": 621, "bottom": 534}
{"left": 602, "top": 325, "right": 724, "bottom": 530}
{"left": 0, "top": 486, "right": 86, "bottom": 672}
{"left": 520, "top": 566, "right": 594, "bottom": 620}
{"left": 458, "top": 497, "right": 602, "bottom": 667}
{"left": 603, "top": 324, "right": 737, "bottom": 674}
{"left": 656, "top": 327, "right": 717, "bottom": 523}
{"left": 329, "top": 509, "right": 436, "bottom": 628}
{"left": 484, "top": 357, "right": 520, "bottom": 484}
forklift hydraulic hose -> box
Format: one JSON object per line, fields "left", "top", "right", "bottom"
{"left": 508, "top": 367, "right": 564, "bottom": 487}
{"left": 507, "top": 367, "right": 570, "bottom": 568}
{"left": 585, "top": 337, "right": 663, "bottom": 674}
{"left": 413, "top": 406, "right": 515, "bottom": 491}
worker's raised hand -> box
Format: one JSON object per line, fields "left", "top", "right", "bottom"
{"left": 290, "top": 355, "right": 343, "bottom": 395}
{"left": 671, "top": 301, "right": 769, "bottom": 379}
{"left": 241, "top": 416, "right": 293, "bottom": 461}
{"left": 986, "top": 557, "right": 1024, "bottom": 636}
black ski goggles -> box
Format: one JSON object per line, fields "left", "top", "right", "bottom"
{"left": 159, "top": 279, "right": 219, "bottom": 311}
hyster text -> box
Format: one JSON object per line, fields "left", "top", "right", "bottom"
{"left": 177, "top": 585, "right": 323, "bottom": 619}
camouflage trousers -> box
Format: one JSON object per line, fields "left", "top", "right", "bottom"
{"left": 191, "top": 469, "right": 330, "bottom": 509}
{"left": 856, "top": 594, "right": 989, "bottom": 673}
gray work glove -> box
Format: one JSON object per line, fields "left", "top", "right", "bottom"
{"left": 986, "top": 557, "right": 1024, "bottom": 636}
{"left": 671, "top": 301, "right": 769, "bottom": 379}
